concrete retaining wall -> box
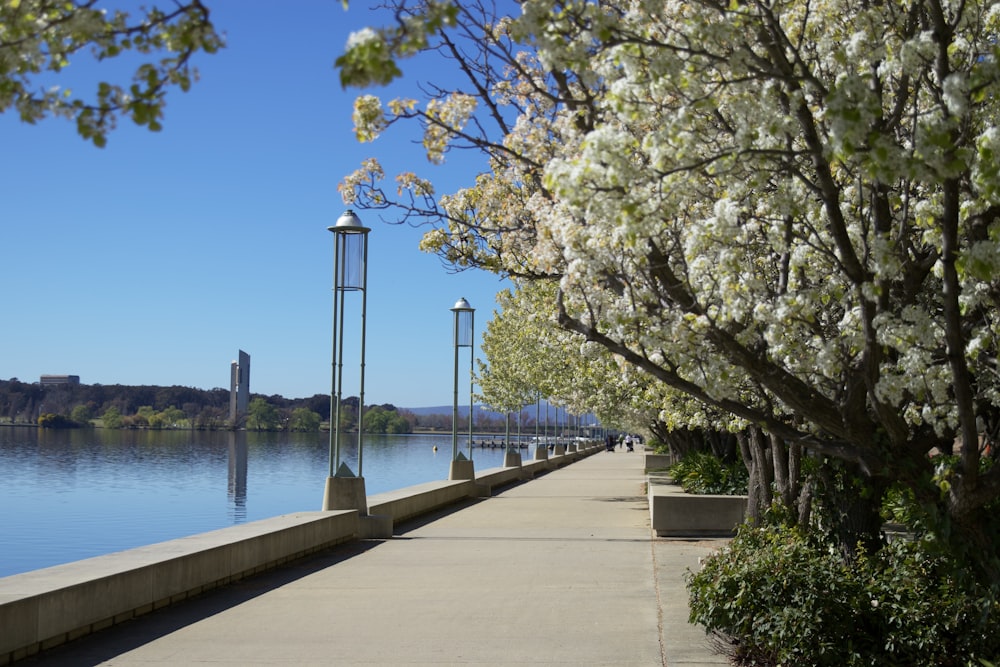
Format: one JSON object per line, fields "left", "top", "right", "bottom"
{"left": 644, "top": 453, "right": 673, "bottom": 470}
{"left": 475, "top": 465, "right": 528, "bottom": 491}
{"left": 365, "top": 445, "right": 597, "bottom": 526}
{"left": 367, "top": 479, "right": 478, "bottom": 524}
{"left": 521, "top": 458, "right": 550, "bottom": 477}
{"left": 1, "top": 443, "right": 602, "bottom": 665}
{"left": 648, "top": 479, "right": 747, "bottom": 537}
{"left": 0, "top": 510, "right": 358, "bottom": 664}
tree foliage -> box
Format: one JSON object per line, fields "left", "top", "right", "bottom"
{"left": 0, "top": 379, "right": 343, "bottom": 429}
{"left": 101, "top": 405, "right": 123, "bottom": 429}
{"left": 688, "top": 523, "right": 1000, "bottom": 666}
{"left": 0, "top": 0, "right": 223, "bottom": 145}
{"left": 339, "top": 2, "right": 1000, "bottom": 656}
{"left": 337, "top": 0, "right": 1000, "bottom": 567}
{"left": 478, "top": 280, "right": 671, "bottom": 433}
{"left": 70, "top": 403, "right": 94, "bottom": 425}
{"left": 362, "top": 405, "right": 413, "bottom": 433}
{"left": 289, "top": 407, "right": 322, "bottom": 432}
{"left": 246, "top": 397, "right": 281, "bottom": 431}
{"left": 37, "top": 412, "right": 80, "bottom": 428}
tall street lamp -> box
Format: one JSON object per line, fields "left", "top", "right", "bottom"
{"left": 449, "top": 297, "right": 476, "bottom": 480}
{"left": 503, "top": 408, "right": 522, "bottom": 468}
{"left": 322, "top": 210, "right": 370, "bottom": 513}
{"left": 534, "top": 392, "right": 548, "bottom": 461}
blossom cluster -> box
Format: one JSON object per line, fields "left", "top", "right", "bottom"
{"left": 341, "top": 0, "right": 1000, "bottom": 474}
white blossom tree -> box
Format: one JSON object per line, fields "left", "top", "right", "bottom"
{"left": 475, "top": 284, "right": 545, "bottom": 419}
{"left": 478, "top": 280, "right": 664, "bottom": 434}
{"left": 338, "top": 0, "right": 1000, "bottom": 559}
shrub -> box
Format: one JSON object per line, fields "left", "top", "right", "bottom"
{"left": 647, "top": 438, "right": 669, "bottom": 454}
{"left": 37, "top": 413, "right": 80, "bottom": 429}
{"left": 101, "top": 406, "right": 124, "bottom": 429}
{"left": 668, "top": 450, "right": 748, "bottom": 495}
{"left": 687, "top": 524, "right": 1000, "bottom": 666}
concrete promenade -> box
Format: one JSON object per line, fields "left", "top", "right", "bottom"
{"left": 22, "top": 450, "right": 729, "bottom": 666}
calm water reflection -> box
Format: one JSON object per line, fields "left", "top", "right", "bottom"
{"left": 0, "top": 427, "right": 518, "bottom": 578}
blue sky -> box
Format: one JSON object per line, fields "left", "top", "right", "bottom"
{"left": 1, "top": 1, "right": 506, "bottom": 408}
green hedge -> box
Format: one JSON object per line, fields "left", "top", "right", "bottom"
{"left": 687, "top": 524, "right": 1000, "bottom": 666}
{"left": 668, "top": 450, "right": 748, "bottom": 495}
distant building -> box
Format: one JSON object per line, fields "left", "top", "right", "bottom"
{"left": 229, "top": 350, "right": 250, "bottom": 424}
{"left": 40, "top": 375, "right": 80, "bottom": 386}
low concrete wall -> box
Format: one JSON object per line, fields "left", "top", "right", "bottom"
{"left": 365, "top": 445, "right": 600, "bottom": 527}
{"left": 476, "top": 465, "right": 528, "bottom": 491}
{"left": 644, "top": 453, "right": 673, "bottom": 471}
{"left": 367, "top": 479, "right": 478, "bottom": 525}
{"left": 648, "top": 479, "right": 747, "bottom": 537}
{"left": 0, "top": 510, "right": 358, "bottom": 664}
{"left": 521, "top": 458, "right": 551, "bottom": 478}
{"left": 552, "top": 449, "right": 575, "bottom": 465}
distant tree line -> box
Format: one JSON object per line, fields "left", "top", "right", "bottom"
{"left": 0, "top": 378, "right": 515, "bottom": 433}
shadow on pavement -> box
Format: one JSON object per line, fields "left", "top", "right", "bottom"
{"left": 19, "top": 540, "right": 385, "bottom": 667}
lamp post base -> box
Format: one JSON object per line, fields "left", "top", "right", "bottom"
{"left": 449, "top": 458, "right": 476, "bottom": 480}
{"left": 503, "top": 450, "right": 522, "bottom": 467}
{"left": 322, "top": 475, "right": 367, "bottom": 513}
{"left": 533, "top": 445, "right": 549, "bottom": 461}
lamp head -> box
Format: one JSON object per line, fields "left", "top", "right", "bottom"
{"left": 451, "top": 297, "right": 474, "bottom": 312}
{"left": 328, "top": 209, "right": 370, "bottom": 234}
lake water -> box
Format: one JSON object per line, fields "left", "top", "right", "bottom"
{"left": 0, "top": 426, "right": 527, "bottom": 578}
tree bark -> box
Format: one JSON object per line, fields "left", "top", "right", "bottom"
{"left": 738, "top": 427, "right": 777, "bottom": 524}
{"left": 815, "top": 461, "right": 886, "bottom": 560}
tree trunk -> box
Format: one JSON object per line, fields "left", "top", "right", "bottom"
{"left": 738, "top": 428, "right": 775, "bottom": 524}
{"left": 815, "top": 461, "right": 886, "bottom": 560}
{"left": 770, "top": 434, "right": 805, "bottom": 520}
{"left": 738, "top": 429, "right": 808, "bottom": 527}
{"left": 751, "top": 427, "right": 774, "bottom": 509}
{"left": 708, "top": 430, "right": 739, "bottom": 462}
{"left": 771, "top": 433, "right": 791, "bottom": 507}
{"left": 797, "top": 480, "right": 813, "bottom": 527}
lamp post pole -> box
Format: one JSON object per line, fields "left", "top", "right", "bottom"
{"left": 323, "top": 210, "right": 370, "bottom": 513}
{"left": 502, "top": 406, "right": 523, "bottom": 468}
{"left": 452, "top": 311, "right": 460, "bottom": 463}
{"left": 449, "top": 297, "right": 475, "bottom": 480}
{"left": 534, "top": 392, "right": 547, "bottom": 460}
{"left": 467, "top": 310, "right": 474, "bottom": 462}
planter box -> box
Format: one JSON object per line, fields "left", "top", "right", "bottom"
{"left": 644, "top": 453, "right": 673, "bottom": 471}
{"left": 648, "top": 479, "right": 746, "bottom": 537}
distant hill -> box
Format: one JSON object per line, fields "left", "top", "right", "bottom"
{"left": 0, "top": 376, "right": 594, "bottom": 429}
{"left": 404, "top": 405, "right": 504, "bottom": 419}
{"left": 403, "top": 403, "right": 589, "bottom": 426}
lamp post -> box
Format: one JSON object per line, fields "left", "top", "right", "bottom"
{"left": 449, "top": 297, "right": 476, "bottom": 480}
{"left": 503, "top": 408, "right": 522, "bottom": 468}
{"left": 322, "top": 210, "right": 370, "bottom": 513}
{"left": 534, "top": 392, "right": 547, "bottom": 460}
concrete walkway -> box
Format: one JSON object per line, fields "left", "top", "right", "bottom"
{"left": 23, "top": 450, "right": 729, "bottom": 666}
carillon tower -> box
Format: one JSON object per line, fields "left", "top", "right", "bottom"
{"left": 229, "top": 350, "right": 250, "bottom": 425}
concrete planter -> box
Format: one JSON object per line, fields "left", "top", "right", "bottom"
{"left": 648, "top": 477, "right": 747, "bottom": 537}
{"left": 644, "top": 453, "right": 673, "bottom": 471}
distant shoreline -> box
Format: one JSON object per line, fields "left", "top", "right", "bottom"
{"left": 0, "top": 422, "right": 514, "bottom": 435}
